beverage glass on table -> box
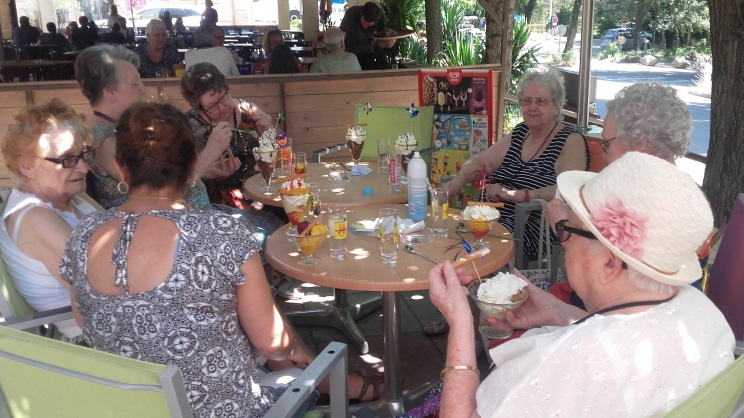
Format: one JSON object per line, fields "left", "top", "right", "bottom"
{"left": 377, "top": 138, "right": 390, "bottom": 174}
{"left": 431, "top": 187, "right": 449, "bottom": 238}
{"left": 252, "top": 149, "right": 278, "bottom": 191}
{"left": 328, "top": 204, "right": 347, "bottom": 260}
{"left": 462, "top": 218, "right": 494, "bottom": 250}
{"left": 290, "top": 224, "right": 328, "bottom": 266}
{"left": 293, "top": 152, "right": 307, "bottom": 175}
{"left": 346, "top": 125, "right": 367, "bottom": 166}
{"left": 378, "top": 208, "right": 398, "bottom": 264}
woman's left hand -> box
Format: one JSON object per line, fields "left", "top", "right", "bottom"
{"left": 251, "top": 107, "right": 273, "bottom": 133}
{"left": 428, "top": 262, "right": 472, "bottom": 325}
{"left": 482, "top": 183, "right": 519, "bottom": 202}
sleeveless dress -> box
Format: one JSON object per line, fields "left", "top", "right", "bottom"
{"left": 486, "top": 122, "right": 588, "bottom": 257}
{"left": 60, "top": 209, "right": 275, "bottom": 418}
{"left": 0, "top": 189, "right": 96, "bottom": 339}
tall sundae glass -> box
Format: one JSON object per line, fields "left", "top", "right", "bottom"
{"left": 346, "top": 125, "right": 367, "bottom": 166}
{"left": 395, "top": 133, "right": 418, "bottom": 181}
{"left": 462, "top": 204, "right": 501, "bottom": 250}
{"left": 252, "top": 129, "right": 279, "bottom": 192}
{"left": 280, "top": 179, "right": 311, "bottom": 226}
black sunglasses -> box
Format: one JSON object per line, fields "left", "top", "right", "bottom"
{"left": 44, "top": 147, "right": 94, "bottom": 168}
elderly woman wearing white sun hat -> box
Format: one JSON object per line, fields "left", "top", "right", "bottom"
{"left": 427, "top": 152, "right": 734, "bottom": 418}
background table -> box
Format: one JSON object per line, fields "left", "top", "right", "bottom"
{"left": 243, "top": 162, "right": 407, "bottom": 209}
{"left": 266, "top": 204, "right": 514, "bottom": 416}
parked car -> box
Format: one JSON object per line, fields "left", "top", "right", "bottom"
{"left": 600, "top": 27, "right": 653, "bottom": 50}
{"left": 97, "top": 6, "right": 202, "bottom": 29}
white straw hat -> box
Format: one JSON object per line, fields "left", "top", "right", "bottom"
{"left": 557, "top": 152, "right": 712, "bottom": 286}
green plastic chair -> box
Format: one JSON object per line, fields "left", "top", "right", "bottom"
{"left": 0, "top": 315, "right": 349, "bottom": 418}
{"left": 661, "top": 355, "right": 744, "bottom": 417}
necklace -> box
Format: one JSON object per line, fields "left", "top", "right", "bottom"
{"left": 571, "top": 295, "right": 675, "bottom": 326}
{"left": 93, "top": 110, "right": 117, "bottom": 125}
{"left": 127, "top": 196, "right": 187, "bottom": 205}
{"left": 525, "top": 121, "right": 558, "bottom": 162}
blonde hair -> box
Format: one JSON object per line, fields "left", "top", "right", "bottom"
{"left": 2, "top": 99, "right": 89, "bottom": 178}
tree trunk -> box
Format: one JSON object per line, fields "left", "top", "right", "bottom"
{"left": 702, "top": 0, "right": 744, "bottom": 226}
{"left": 633, "top": 0, "right": 645, "bottom": 51}
{"left": 524, "top": 0, "right": 537, "bottom": 23}
{"left": 425, "top": 0, "right": 443, "bottom": 66}
{"left": 483, "top": 0, "right": 515, "bottom": 72}
{"left": 562, "top": 0, "right": 581, "bottom": 54}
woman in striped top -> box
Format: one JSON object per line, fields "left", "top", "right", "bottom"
{"left": 445, "top": 69, "right": 589, "bottom": 258}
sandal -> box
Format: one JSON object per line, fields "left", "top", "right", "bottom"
{"left": 350, "top": 370, "right": 384, "bottom": 403}
{"left": 272, "top": 275, "right": 305, "bottom": 300}
{"left": 423, "top": 316, "right": 449, "bottom": 336}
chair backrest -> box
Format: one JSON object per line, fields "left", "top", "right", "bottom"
{"left": 0, "top": 194, "right": 36, "bottom": 321}
{"left": 0, "top": 324, "right": 194, "bottom": 418}
{"left": 661, "top": 355, "right": 744, "bottom": 417}
{"left": 708, "top": 193, "right": 744, "bottom": 349}
{"left": 0, "top": 313, "right": 350, "bottom": 418}
{"left": 585, "top": 136, "right": 609, "bottom": 173}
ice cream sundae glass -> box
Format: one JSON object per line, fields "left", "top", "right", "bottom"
{"left": 279, "top": 178, "right": 311, "bottom": 226}
{"left": 252, "top": 129, "right": 279, "bottom": 191}
{"left": 395, "top": 133, "right": 418, "bottom": 176}
{"left": 290, "top": 222, "right": 328, "bottom": 265}
{"left": 462, "top": 204, "right": 501, "bottom": 249}
{"left": 346, "top": 125, "right": 367, "bottom": 166}
{"left": 467, "top": 272, "right": 528, "bottom": 339}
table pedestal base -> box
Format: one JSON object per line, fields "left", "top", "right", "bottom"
{"left": 285, "top": 289, "right": 381, "bottom": 354}
{"left": 362, "top": 379, "right": 441, "bottom": 417}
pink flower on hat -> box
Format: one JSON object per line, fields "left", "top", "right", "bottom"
{"left": 589, "top": 199, "right": 648, "bottom": 258}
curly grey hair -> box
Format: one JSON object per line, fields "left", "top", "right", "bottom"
{"left": 515, "top": 68, "right": 566, "bottom": 121}
{"left": 75, "top": 44, "right": 140, "bottom": 106}
{"left": 605, "top": 82, "right": 691, "bottom": 160}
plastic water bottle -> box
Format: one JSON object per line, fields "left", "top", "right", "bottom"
{"left": 407, "top": 152, "right": 428, "bottom": 222}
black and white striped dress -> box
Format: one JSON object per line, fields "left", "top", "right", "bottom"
{"left": 485, "top": 122, "right": 586, "bottom": 257}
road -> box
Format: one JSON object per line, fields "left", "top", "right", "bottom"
{"left": 534, "top": 36, "right": 711, "bottom": 156}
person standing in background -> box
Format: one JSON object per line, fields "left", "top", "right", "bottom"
{"left": 106, "top": 5, "right": 123, "bottom": 29}
{"left": 339, "top": 2, "right": 391, "bottom": 70}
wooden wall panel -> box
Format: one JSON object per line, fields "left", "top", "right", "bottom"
{"left": 0, "top": 66, "right": 503, "bottom": 191}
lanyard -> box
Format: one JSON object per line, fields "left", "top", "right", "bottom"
{"left": 571, "top": 295, "right": 675, "bottom": 325}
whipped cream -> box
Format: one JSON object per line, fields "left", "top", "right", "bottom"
{"left": 346, "top": 125, "right": 367, "bottom": 143}
{"left": 253, "top": 129, "right": 279, "bottom": 162}
{"left": 396, "top": 133, "right": 417, "bottom": 147}
{"left": 281, "top": 178, "right": 306, "bottom": 191}
{"left": 477, "top": 272, "right": 527, "bottom": 304}
{"left": 463, "top": 205, "right": 500, "bottom": 221}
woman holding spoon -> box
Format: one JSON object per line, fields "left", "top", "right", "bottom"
{"left": 181, "top": 62, "right": 274, "bottom": 208}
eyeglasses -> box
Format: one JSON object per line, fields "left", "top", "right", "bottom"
{"left": 555, "top": 219, "right": 596, "bottom": 242}
{"left": 44, "top": 147, "right": 94, "bottom": 168}
{"left": 556, "top": 219, "right": 628, "bottom": 269}
{"left": 518, "top": 97, "right": 553, "bottom": 107}
{"left": 202, "top": 92, "right": 229, "bottom": 113}
{"left": 600, "top": 137, "right": 617, "bottom": 153}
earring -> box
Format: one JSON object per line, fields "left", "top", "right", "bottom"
{"left": 117, "top": 181, "right": 129, "bottom": 194}
{"left": 187, "top": 177, "right": 196, "bottom": 188}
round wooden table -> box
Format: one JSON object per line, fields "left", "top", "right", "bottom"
{"left": 265, "top": 204, "right": 514, "bottom": 416}
{"left": 242, "top": 162, "right": 407, "bottom": 208}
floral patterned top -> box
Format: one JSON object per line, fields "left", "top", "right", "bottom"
{"left": 60, "top": 209, "right": 274, "bottom": 417}
{"left": 133, "top": 43, "right": 182, "bottom": 78}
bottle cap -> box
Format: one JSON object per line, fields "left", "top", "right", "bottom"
{"left": 413, "top": 152, "right": 421, "bottom": 158}
{"left": 363, "top": 186, "right": 373, "bottom": 196}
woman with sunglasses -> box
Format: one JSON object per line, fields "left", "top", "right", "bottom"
{"left": 0, "top": 99, "right": 98, "bottom": 341}
{"left": 428, "top": 152, "right": 733, "bottom": 417}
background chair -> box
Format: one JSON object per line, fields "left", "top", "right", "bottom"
{"left": 706, "top": 193, "right": 744, "bottom": 356}
{"left": 660, "top": 355, "right": 744, "bottom": 417}
{"left": 1, "top": 313, "right": 349, "bottom": 418}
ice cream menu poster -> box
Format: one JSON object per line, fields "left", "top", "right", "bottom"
{"left": 418, "top": 69, "right": 494, "bottom": 201}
